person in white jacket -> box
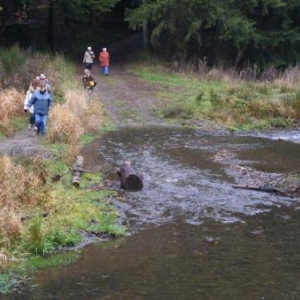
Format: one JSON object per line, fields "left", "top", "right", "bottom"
{"left": 83, "top": 46, "right": 95, "bottom": 70}
{"left": 24, "top": 78, "right": 39, "bottom": 129}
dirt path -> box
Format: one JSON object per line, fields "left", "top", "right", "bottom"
{"left": 92, "top": 62, "right": 165, "bottom": 127}
{"left": 0, "top": 126, "right": 53, "bottom": 158}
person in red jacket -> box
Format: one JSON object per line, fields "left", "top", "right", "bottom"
{"left": 99, "top": 47, "right": 110, "bottom": 76}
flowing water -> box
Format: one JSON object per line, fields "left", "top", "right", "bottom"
{"left": 7, "top": 126, "right": 300, "bottom": 300}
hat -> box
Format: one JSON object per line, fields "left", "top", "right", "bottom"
{"left": 102, "top": 48, "right": 107, "bottom": 51}
{"left": 40, "top": 74, "right": 46, "bottom": 80}
{"left": 87, "top": 47, "right": 92, "bottom": 51}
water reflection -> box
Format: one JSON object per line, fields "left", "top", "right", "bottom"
{"left": 9, "top": 206, "right": 300, "bottom": 300}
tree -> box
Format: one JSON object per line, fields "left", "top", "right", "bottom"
{"left": 125, "top": 0, "right": 300, "bottom": 68}
{"left": 0, "top": 0, "right": 121, "bottom": 49}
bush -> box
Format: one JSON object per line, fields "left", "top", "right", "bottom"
{"left": 0, "top": 45, "right": 25, "bottom": 75}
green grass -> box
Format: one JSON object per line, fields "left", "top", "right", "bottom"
{"left": 0, "top": 271, "right": 22, "bottom": 295}
{"left": 0, "top": 151, "right": 126, "bottom": 294}
{"left": 27, "top": 252, "right": 80, "bottom": 270}
{"left": 128, "top": 63, "right": 300, "bottom": 129}
{"left": 82, "top": 134, "right": 95, "bottom": 144}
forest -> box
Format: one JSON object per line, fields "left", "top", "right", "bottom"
{"left": 0, "top": 0, "right": 300, "bottom": 72}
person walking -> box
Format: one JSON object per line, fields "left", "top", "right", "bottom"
{"left": 82, "top": 68, "right": 97, "bottom": 101}
{"left": 24, "top": 78, "right": 39, "bottom": 129}
{"left": 99, "top": 47, "right": 110, "bottom": 76}
{"left": 25, "top": 81, "right": 53, "bottom": 135}
{"left": 83, "top": 46, "right": 95, "bottom": 70}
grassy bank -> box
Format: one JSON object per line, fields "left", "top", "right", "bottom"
{"left": 0, "top": 45, "right": 124, "bottom": 294}
{"left": 128, "top": 54, "right": 300, "bottom": 130}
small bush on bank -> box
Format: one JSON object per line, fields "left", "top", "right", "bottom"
{"left": 161, "top": 103, "right": 194, "bottom": 119}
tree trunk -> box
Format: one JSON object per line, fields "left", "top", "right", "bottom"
{"left": 117, "top": 161, "right": 143, "bottom": 190}
{"left": 47, "top": 0, "right": 54, "bottom": 49}
{"left": 142, "top": 0, "right": 148, "bottom": 49}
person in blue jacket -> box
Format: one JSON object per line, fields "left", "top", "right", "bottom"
{"left": 25, "top": 81, "right": 53, "bottom": 135}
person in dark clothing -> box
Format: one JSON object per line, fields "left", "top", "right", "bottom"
{"left": 82, "top": 68, "right": 97, "bottom": 101}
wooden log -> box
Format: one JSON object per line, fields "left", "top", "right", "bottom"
{"left": 233, "top": 185, "right": 279, "bottom": 193}
{"left": 233, "top": 184, "right": 293, "bottom": 197}
{"left": 117, "top": 161, "right": 143, "bottom": 190}
{"left": 72, "top": 156, "right": 84, "bottom": 187}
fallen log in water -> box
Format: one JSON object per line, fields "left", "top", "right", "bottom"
{"left": 72, "top": 155, "right": 84, "bottom": 187}
{"left": 117, "top": 161, "right": 143, "bottom": 190}
{"left": 233, "top": 184, "right": 294, "bottom": 198}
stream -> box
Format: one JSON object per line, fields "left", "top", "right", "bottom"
{"left": 6, "top": 126, "right": 300, "bottom": 300}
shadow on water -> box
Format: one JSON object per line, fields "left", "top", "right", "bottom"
{"left": 6, "top": 126, "right": 300, "bottom": 299}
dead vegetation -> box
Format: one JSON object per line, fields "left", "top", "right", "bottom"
{"left": 0, "top": 155, "right": 53, "bottom": 264}
{"left": 0, "top": 89, "right": 24, "bottom": 136}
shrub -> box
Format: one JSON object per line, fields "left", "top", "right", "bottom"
{"left": 0, "top": 45, "right": 25, "bottom": 75}
{"left": 161, "top": 103, "right": 194, "bottom": 119}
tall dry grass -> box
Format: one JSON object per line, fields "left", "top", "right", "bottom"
{"left": 47, "top": 106, "right": 84, "bottom": 162}
{"left": 47, "top": 89, "right": 90, "bottom": 162}
{"left": 0, "top": 155, "right": 53, "bottom": 262}
{"left": 0, "top": 89, "right": 24, "bottom": 136}
{"left": 82, "top": 100, "right": 107, "bottom": 132}
{"left": 46, "top": 86, "right": 106, "bottom": 160}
